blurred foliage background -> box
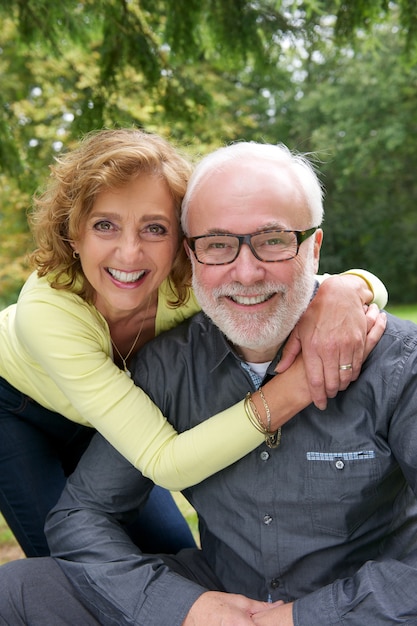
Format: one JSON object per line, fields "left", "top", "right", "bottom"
{"left": 1, "top": 0, "right": 417, "bottom": 307}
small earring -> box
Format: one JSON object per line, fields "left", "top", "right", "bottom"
{"left": 72, "top": 250, "right": 80, "bottom": 259}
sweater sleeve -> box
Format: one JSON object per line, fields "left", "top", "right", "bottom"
{"left": 14, "top": 282, "right": 263, "bottom": 490}
{"left": 11, "top": 267, "right": 387, "bottom": 491}
{"left": 316, "top": 269, "right": 388, "bottom": 309}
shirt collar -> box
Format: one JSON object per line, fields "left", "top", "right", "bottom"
{"left": 200, "top": 312, "right": 285, "bottom": 378}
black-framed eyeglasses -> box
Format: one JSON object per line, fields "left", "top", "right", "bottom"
{"left": 186, "top": 227, "right": 318, "bottom": 265}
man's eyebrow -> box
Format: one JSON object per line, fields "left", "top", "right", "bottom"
{"left": 203, "top": 223, "right": 288, "bottom": 235}
{"left": 203, "top": 228, "right": 235, "bottom": 235}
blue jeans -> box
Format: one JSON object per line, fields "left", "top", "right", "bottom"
{"left": 0, "top": 377, "right": 195, "bottom": 557}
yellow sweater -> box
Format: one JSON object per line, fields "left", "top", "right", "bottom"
{"left": 0, "top": 270, "right": 387, "bottom": 490}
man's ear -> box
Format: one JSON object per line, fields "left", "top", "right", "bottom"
{"left": 183, "top": 239, "right": 191, "bottom": 258}
{"left": 313, "top": 229, "right": 323, "bottom": 272}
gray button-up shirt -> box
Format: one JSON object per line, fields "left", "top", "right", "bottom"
{"left": 47, "top": 311, "right": 417, "bottom": 625}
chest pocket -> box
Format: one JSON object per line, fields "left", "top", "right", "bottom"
{"left": 306, "top": 450, "right": 380, "bottom": 537}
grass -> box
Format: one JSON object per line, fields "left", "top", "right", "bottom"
{"left": 173, "top": 492, "right": 200, "bottom": 544}
{"left": 1, "top": 304, "right": 416, "bottom": 562}
{"left": 386, "top": 303, "right": 417, "bottom": 324}
{"left": 0, "top": 515, "right": 15, "bottom": 544}
{"left": 0, "top": 514, "right": 25, "bottom": 564}
{"left": 0, "top": 497, "right": 199, "bottom": 564}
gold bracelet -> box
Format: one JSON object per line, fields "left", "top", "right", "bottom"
{"left": 266, "top": 427, "right": 282, "bottom": 449}
{"left": 244, "top": 393, "right": 282, "bottom": 449}
{"left": 258, "top": 387, "right": 271, "bottom": 432}
{"left": 249, "top": 396, "right": 268, "bottom": 432}
{"left": 257, "top": 387, "right": 282, "bottom": 447}
{"left": 244, "top": 393, "right": 268, "bottom": 434}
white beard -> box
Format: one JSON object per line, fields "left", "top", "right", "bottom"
{"left": 192, "top": 257, "right": 316, "bottom": 353}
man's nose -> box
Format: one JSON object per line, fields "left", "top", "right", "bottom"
{"left": 229, "top": 243, "right": 266, "bottom": 284}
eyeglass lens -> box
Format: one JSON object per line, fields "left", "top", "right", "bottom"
{"left": 194, "top": 230, "right": 299, "bottom": 264}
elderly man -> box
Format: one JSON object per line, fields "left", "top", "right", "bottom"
{"left": 2, "top": 141, "right": 415, "bottom": 626}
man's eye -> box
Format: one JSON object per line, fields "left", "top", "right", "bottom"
{"left": 208, "top": 241, "right": 229, "bottom": 250}
{"left": 264, "top": 237, "right": 285, "bottom": 246}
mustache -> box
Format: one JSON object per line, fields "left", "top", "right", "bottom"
{"left": 211, "top": 282, "right": 288, "bottom": 298}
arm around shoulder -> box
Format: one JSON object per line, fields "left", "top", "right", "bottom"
{"left": 317, "top": 269, "right": 388, "bottom": 309}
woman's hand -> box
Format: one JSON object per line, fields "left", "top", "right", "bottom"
{"left": 276, "top": 275, "right": 387, "bottom": 410}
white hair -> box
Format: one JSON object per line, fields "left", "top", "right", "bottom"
{"left": 181, "top": 141, "right": 324, "bottom": 235}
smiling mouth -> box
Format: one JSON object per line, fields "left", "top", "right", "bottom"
{"left": 228, "top": 293, "right": 275, "bottom": 306}
{"left": 107, "top": 268, "right": 146, "bottom": 283}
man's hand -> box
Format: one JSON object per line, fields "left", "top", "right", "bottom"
{"left": 251, "top": 601, "right": 294, "bottom": 625}
{"left": 276, "top": 275, "right": 386, "bottom": 410}
{"left": 182, "top": 591, "right": 281, "bottom": 626}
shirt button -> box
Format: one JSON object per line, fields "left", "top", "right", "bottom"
{"left": 263, "top": 514, "right": 273, "bottom": 525}
{"left": 270, "top": 578, "right": 281, "bottom": 589}
{"left": 260, "top": 451, "right": 270, "bottom": 461}
{"left": 335, "top": 459, "right": 345, "bottom": 470}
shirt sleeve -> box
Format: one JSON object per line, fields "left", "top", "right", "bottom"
{"left": 15, "top": 282, "right": 263, "bottom": 490}
{"left": 46, "top": 434, "right": 206, "bottom": 626}
{"left": 293, "top": 552, "right": 417, "bottom": 625}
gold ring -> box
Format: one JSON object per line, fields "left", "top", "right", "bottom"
{"left": 339, "top": 364, "right": 353, "bottom": 371}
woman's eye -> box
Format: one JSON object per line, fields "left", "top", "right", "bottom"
{"left": 142, "top": 224, "right": 168, "bottom": 239}
{"left": 93, "top": 220, "right": 114, "bottom": 232}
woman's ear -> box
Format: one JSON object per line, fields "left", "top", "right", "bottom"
{"left": 69, "top": 242, "right": 80, "bottom": 259}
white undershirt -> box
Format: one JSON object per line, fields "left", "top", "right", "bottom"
{"left": 246, "top": 360, "right": 271, "bottom": 380}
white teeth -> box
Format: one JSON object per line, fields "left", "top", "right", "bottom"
{"left": 108, "top": 268, "right": 145, "bottom": 283}
{"left": 231, "top": 294, "right": 271, "bottom": 305}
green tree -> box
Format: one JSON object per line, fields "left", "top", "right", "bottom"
{"left": 2, "top": 1, "right": 417, "bottom": 174}
{"left": 1, "top": 1, "right": 417, "bottom": 304}
{"left": 278, "top": 14, "right": 417, "bottom": 302}
{"left": 0, "top": 1, "right": 291, "bottom": 286}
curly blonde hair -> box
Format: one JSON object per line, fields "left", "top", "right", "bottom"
{"left": 30, "top": 128, "right": 193, "bottom": 305}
